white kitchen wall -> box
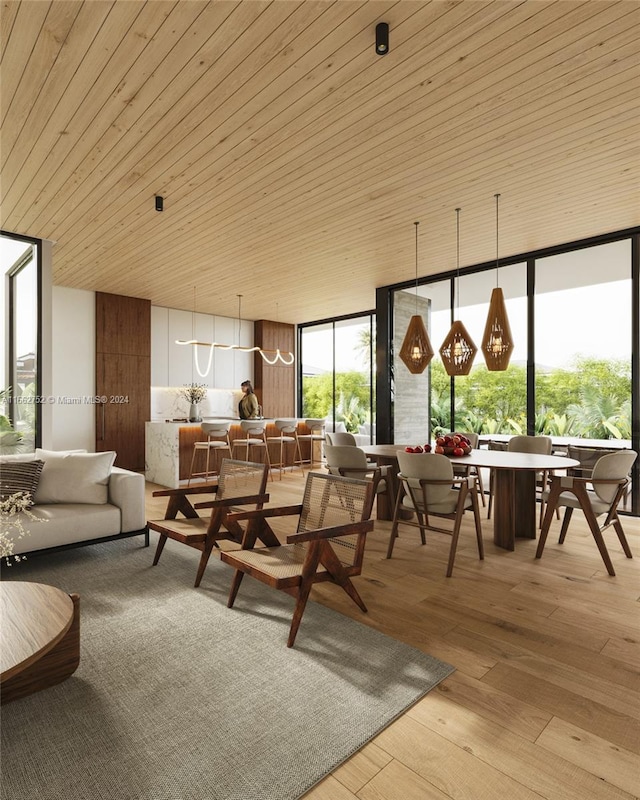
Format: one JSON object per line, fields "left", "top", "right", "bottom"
{"left": 49, "top": 295, "right": 254, "bottom": 450}
{"left": 153, "top": 305, "right": 253, "bottom": 391}
{"left": 51, "top": 286, "right": 95, "bottom": 450}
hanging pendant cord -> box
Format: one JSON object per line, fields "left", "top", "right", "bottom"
{"left": 495, "top": 192, "right": 500, "bottom": 288}
{"left": 414, "top": 221, "right": 419, "bottom": 315}
{"left": 455, "top": 207, "right": 461, "bottom": 315}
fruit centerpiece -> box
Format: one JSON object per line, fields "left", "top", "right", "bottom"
{"left": 434, "top": 433, "right": 473, "bottom": 456}
{"left": 403, "top": 434, "right": 473, "bottom": 457}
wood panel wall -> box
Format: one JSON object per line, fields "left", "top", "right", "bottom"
{"left": 253, "top": 320, "right": 295, "bottom": 419}
{"left": 96, "top": 292, "right": 150, "bottom": 470}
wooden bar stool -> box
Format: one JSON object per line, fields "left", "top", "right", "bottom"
{"left": 232, "top": 420, "right": 273, "bottom": 480}
{"left": 188, "top": 421, "right": 232, "bottom": 485}
{"left": 266, "top": 419, "right": 304, "bottom": 479}
{"left": 296, "top": 419, "right": 326, "bottom": 469}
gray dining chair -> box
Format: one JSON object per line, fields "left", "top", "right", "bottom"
{"left": 537, "top": 450, "right": 637, "bottom": 576}
{"left": 387, "top": 451, "right": 484, "bottom": 576}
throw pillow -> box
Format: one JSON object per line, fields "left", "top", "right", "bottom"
{"left": 34, "top": 451, "right": 116, "bottom": 505}
{"left": 0, "top": 460, "right": 45, "bottom": 506}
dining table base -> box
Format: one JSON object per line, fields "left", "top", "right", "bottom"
{"left": 492, "top": 470, "right": 538, "bottom": 550}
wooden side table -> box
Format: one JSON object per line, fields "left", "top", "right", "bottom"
{"left": 1, "top": 582, "right": 80, "bottom": 704}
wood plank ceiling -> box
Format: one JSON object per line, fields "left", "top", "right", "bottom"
{"left": 1, "top": 0, "right": 639, "bottom": 324}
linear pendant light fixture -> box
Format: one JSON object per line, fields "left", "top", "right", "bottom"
{"left": 481, "top": 193, "right": 514, "bottom": 371}
{"left": 440, "top": 208, "right": 477, "bottom": 376}
{"left": 175, "top": 294, "right": 294, "bottom": 369}
{"left": 399, "top": 221, "right": 434, "bottom": 374}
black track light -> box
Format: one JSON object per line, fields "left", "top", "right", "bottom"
{"left": 155, "top": 195, "right": 164, "bottom": 212}
{"left": 375, "top": 22, "right": 389, "bottom": 55}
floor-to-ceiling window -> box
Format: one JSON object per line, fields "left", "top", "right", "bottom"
{"left": 535, "top": 240, "right": 632, "bottom": 442}
{"left": 298, "top": 228, "right": 638, "bottom": 512}
{"left": 1, "top": 231, "right": 41, "bottom": 453}
{"left": 298, "top": 313, "right": 375, "bottom": 441}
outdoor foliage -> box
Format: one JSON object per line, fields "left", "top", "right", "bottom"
{"left": 302, "top": 371, "right": 370, "bottom": 432}
{"left": 302, "top": 356, "right": 631, "bottom": 440}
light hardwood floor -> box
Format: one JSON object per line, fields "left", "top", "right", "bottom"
{"left": 145, "top": 472, "right": 640, "bottom": 800}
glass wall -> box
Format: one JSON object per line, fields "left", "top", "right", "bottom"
{"left": 298, "top": 314, "right": 375, "bottom": 442}
{"left": 535, "top": 240, "right": 632, "bottom": 441}
{"left": 451, "top": 263, "right": 527, "bottom": 436}
{"left": 1, "top": 232, "right": 40, "bottom": 453}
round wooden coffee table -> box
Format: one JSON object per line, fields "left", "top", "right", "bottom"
{"left": 1, "top": 581, "right": 80, "bottom": 704}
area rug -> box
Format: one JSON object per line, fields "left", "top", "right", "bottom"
{"left": 1, "top": 538, "right": 453, "bottom": 800}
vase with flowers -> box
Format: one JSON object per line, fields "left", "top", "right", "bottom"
{"left": 180, "top": 383, "right": 207, "bottom": 422}
{"left": 1, "top": 491, "right": 46, "bottom": 565}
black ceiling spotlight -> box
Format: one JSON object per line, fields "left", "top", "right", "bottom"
{"left": 155, "top": 195, "right": 164, "bottom": 212}
{"left": 375, "top": 22, "right": 389, "bottom": 55}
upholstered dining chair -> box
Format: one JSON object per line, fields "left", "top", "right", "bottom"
{"left": 487, "top": 435, "right": 553, "bottom": 524}
{"left": 324, "top": 444, "right": 387, "bottom": 503}
{"left": 387, "top": 451, "right": 484, "bottom": 577}
{"left": 231, "top": 419, "right": 273, "bottom": 480}
{"left": 325, "top": 431, "right": 357, "bottom": 446}
{"left": 148, "top": 459, "right": 271, "bottom": 587}
{"left": 266, "top": 419, "right": 304, "bottom": 479}
{"left": 566, "top": 444, "right": 631, "bottom": 510}
{"left": 536, "top": 450, "right": 637, "bottom": 576}
{"left": 220, "top": 472, "right": 376, "bottom": 647}
{"left": 187, "top": 421, "right": 232, "bottom": 485}
{"left": 450, "top": 431, "right": 486, "bottom": 507}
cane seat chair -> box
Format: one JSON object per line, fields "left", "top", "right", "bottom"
{"left": 387, "top": 451, "right": 484, "bottom": 577}
{"left": 148, "top": 459, "right": 271, "bottom": 587}
{"left": 266, "top": 419, "right": 304, "bottom": 479}
{"left": 296, "top": 418, "right": 326, "bottom": 468}
{"left": 220, "top": 472, "right": 376, "bottom": 647}
{"left": 231, "top": 419, "right": 273, "bottom": 479}
{"left": 187, "top": 421, "right": 232, "bottom": 485}
{"left": 450, "top": 432, "right": 486, "bottom": 507}
{"left": 537, "top": 450, "right": 637, "bottom": 576}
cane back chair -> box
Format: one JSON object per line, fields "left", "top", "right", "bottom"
{"left": 148, "top": 459, "right": 271, "bottom": 587}
{"left": 220, "top": 472, "right": 376, "bottom": 647}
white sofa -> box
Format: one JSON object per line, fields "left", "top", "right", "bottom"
{"left": 1, "top": 450, "right": 148, "bottom": 556}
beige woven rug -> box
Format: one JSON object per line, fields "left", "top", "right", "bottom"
{"left": 1, "top": 538, "right": 453, "bottom": 800}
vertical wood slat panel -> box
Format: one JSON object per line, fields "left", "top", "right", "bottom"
{"left": 253, "top": 320, "right": 295, "bottom": 419}
{"left": 95, "top": 292, "right": 150, "bottom": 470}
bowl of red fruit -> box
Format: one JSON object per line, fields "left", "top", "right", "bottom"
{"left": 434, "top": 434, "right": 473, "bottom": 457}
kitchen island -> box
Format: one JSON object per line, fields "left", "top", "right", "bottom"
{"left": 145, "top": 419, "right": 316, "bottom": 488}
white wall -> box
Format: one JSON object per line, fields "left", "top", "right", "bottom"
{"left": 50, "top": 286, "right": 95, "bottom": 451}
{"left": 47, "top": 296, "right": 254, "bottom": 450}
{"left": 152, "top": 305, "right": 253, "bottom": 390}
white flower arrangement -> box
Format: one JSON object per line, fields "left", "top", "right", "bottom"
{"left": 0, "top": 491, "right": 45, "bottom": 565}
{"left": 180, "top": 383, "right": 207, "bottom": 404}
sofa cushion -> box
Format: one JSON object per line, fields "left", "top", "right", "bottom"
{"left": 12, "top": 503, "right": 122, "bottom": 554}
{"left": 34, "top": 451, "right": 116, "bottom": 505}
{"left": 0, "top": 460, "right": 45, "bottom": 506}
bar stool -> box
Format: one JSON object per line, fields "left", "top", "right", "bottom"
{"left": 266, "top": 419, "right": 304, "bottom": 479}
{"left": 296, "top": 418, "right": 326, "bottom": 468}
{"left": 188, "top": 421, "right": 232, "bottom": 485}
{"left": 232, "top": 419, "right": 273, "bottom": 480}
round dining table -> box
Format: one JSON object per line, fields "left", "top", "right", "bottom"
{"left": 360, "top": 444, "right": 579, "bottom": 551}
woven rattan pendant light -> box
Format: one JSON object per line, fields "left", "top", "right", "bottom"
{"left": 440, "top": 208, "right": 477, "bottom": 376}
{"left": 481, "top": 193, "right": 514, "bottom": 371}
{"left": 399, "top": 221, "right": 434, "bottom": 374}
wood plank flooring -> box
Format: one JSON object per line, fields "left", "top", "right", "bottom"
{"left": 145, "top": 471, "right": 640, "bottom": 800}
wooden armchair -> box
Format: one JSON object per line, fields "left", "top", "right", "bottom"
{"left": 220, "top": 472, "right": 376, "bottom": 647}
{"left": 536, "top": 450, "right": 637, "bottom": 576}
{"left": 387, "top": 451, "right": 484, "bottom": 576}
{"left": 147, "top": 459, "right": 271, "bottom": 587}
